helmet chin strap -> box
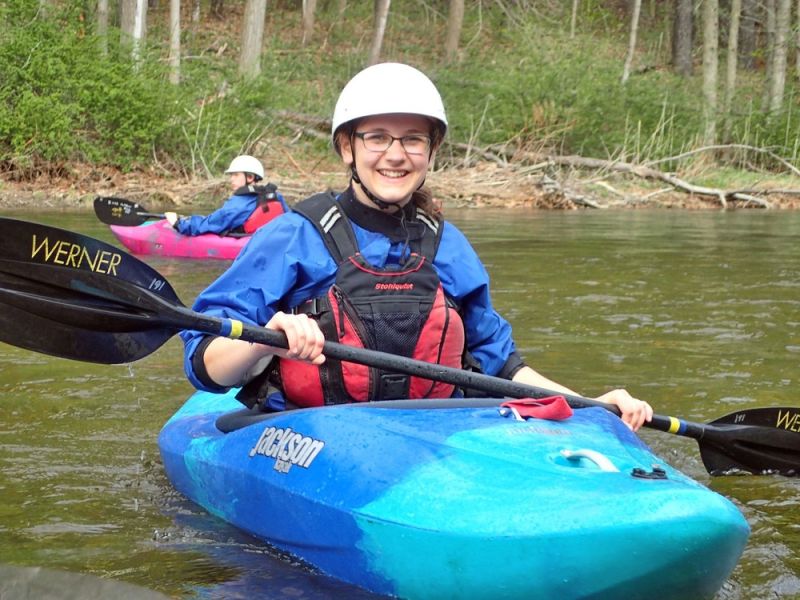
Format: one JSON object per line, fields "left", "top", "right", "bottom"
{"left": 350, "top": 166, "right": 395, "bottom": 210}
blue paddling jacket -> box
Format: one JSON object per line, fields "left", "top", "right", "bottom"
{"left": 180, "top": 190, "right": 523, "bottom": 393}
{"left": 175, "top": 187, "right": 289, "bottom": 236}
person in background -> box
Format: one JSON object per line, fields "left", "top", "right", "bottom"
{"left": 165, "top": 154, "right": 289, "bottom": 236}
{"left": 178, "top": 63, "right": 653, "bottom": 432}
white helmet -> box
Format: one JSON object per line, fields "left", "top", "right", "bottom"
{"left": 225, "top": 155, "right": 264, "bottom": 180}
{"left": 331, "top": 63, "right": 447, "bottom": 149}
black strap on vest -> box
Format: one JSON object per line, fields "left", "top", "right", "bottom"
{"left": 232, "top": 183, "right": 279, "bottom": 208}
{"left": 292, "top": 190, "right": 443, "bottom": 264}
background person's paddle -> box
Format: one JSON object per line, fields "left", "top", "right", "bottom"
{"left": 94, "top": 196, "right": 166, "bottom": 226}
{"left": 0, "top": 217, "right": 797, "bottom": 476}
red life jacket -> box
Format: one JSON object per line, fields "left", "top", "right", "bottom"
{"left": 240, "top": 184, "right": 286, "bottom": 234}
{"left": 278, "top": 193, "right": 465, "bottom": 407}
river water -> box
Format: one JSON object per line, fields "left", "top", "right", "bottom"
{"left": 0, "top": 209, "right": 798, "bottom": 599}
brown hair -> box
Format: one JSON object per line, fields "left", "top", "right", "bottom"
{"left": 410, "top": 185, "right": 442, "bottom": 218}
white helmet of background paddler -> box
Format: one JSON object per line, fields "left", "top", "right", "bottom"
{"left": 331, "top": 63, "right": 448, "bottom": 154}
{"left": 224, "top": 155, "right": 264, "bottom": 181}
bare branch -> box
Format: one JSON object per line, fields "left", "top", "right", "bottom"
{"left": 644, "top": 143, "right": 800, "bottom": 177}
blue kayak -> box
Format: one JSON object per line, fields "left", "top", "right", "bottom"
{"left": 158, "top": 389, "right": 749, "bottom": 599}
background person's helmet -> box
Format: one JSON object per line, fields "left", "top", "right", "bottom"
{"left": 331, "top": 63, "right": 448, "bottom": 154}
{"left": 224, "top": 155, "right": 264, "bottom": 180}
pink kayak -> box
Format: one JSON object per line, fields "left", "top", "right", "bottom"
{"left": 109, "top": 220, "right": 250, "bottom": 260}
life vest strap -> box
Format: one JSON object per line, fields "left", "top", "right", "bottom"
{"left": 292, "top": 191, "right": 443, "bottom": 264}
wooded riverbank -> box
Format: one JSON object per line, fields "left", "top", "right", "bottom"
{"left": 4, "top": 2, "right": 800, "bottom": 211}
{"left": 3, "top": 149, "right": 800, "bottom": 212}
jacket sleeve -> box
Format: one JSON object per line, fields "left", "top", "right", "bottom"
{"left": 275, "top": 192, "right": 290, "bottom": 212}
{"left": 434, "top": 222, "right": 519, "bottom": 377}
{"left": 175, "top": 195, "right": 253, "bottom": 235}
{"left": 179, "top": 213, "right": 337, "bottom": 391}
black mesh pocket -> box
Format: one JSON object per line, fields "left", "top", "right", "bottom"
{"left": 360, "top": 311, "right": 423, "bottom": 357}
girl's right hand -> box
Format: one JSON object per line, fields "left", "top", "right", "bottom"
{"left": 265, "top": 311, "right": 326, "bottom": 365}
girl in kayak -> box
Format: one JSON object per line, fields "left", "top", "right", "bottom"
{"left": 165, "top": 154, "right": 289, "bottom": 236}
{"left": 179, "top": 63, "right": 653, "bottom": 431}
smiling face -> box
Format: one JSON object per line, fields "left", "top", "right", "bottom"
{"left": 339, "top": 113, "right": 435, "bottom": 210}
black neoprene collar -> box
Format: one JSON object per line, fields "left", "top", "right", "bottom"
{"left": 338, "top": 186, "right": 426, "bottom": 244}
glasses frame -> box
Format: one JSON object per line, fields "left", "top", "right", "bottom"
{"left": 353, "top": 131, "right": 432, "bottom": 155}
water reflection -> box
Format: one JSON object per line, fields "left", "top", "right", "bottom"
{"left": 0, "top": 209, "right": 798, "bottom": 598}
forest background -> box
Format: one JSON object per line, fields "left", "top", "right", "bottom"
{"left": 2, "top": 0, "right": 800, "bottom": 210}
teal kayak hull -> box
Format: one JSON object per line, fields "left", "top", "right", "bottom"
{"left": 158, "top": 389, "right": 749, "bottom": 599}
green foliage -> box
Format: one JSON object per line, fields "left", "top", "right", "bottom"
{"left": 0, "top": 0, "right": 179, "bottom": 175}
{"left": 437, "top": 26, "right": 705, "bottom": 162}
{"left": 1, "top": 0, "right": 798, "bottom": 179}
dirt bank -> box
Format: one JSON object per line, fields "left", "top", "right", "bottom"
{"left": 1, "top": 158, "right": 797, "bottom": 212}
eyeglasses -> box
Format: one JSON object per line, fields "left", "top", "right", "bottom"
{"left": 354, "top": 131, "right": 431, "bottom": 155}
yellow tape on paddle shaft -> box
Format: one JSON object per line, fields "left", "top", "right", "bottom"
{"left": 220, "top": 319, "right": 243, "bottom": 339}
{"left": 668, "top": 416, "right": 682, "bottom": 434}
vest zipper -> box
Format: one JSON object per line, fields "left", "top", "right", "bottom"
{"left": 333, "top": 287, "right": 346, "bottom": 338}
{"left": 333, "top": 286, "right": 371, "bottom": 348}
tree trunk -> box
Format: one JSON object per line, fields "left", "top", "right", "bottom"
{"left": 723, "top": 0, "right": 741, "bottom": 140}
{"left": 797, "top": 0, "right": 800, "bottom": 80}
{"left": 444, "top": 0, "right": 464, "bottom": 63}
{"left": 761, "top": 0, "right": 776, "bottom": 111}
{"left": 738, "top": 0, "right": 757, "bottom": 69}
{"left": 621, "top": 0, "right": 642, "bottom": 84}
{"left": 768, "top": 0, "right": 790, "bottom": 113}
{"left": 239, "top": 0, "right": 266, "bottom": 79}
{"left": 169, "top": 0, "right": 181, "bottom": 85}
{"left": 210, "top": 0, "right": 224, "bottom": 19}
{"left": 120, "top": 0, "right": 135, "bottom": 42}
{"left": 133, "top": 0, "right": 147, "bottom": 64}
{"left": 337, "top": 0, "right": 347, "bottom": 16}
{"left": 702, "top": 0, "right": 719, "bottom": 145}
{"left": 302, "top": 0, "right": 317, "bottom": 46}
{"left": 96, "top": 0, "right": 109, "bottom": 56}
{"left": 570, "top": 0, "right": 579, "bottom": 38}
{"left": 121, "top": 0, "right": 148, "bottom": 65}
{"left": 368, "top": 0, "right": 391, "bottom": 66}
{"left": 672, "top": 0, "right": 693, "bottom": 76}
{"left": 192, "top": 0, "right": 200, "bottom": 23}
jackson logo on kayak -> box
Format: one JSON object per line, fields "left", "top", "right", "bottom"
{"left": 30, "top": 233, "right": 122, "bottom": 276}
{"left": 505, "top": 425, "right": 572, "bottom": 437}
{"left": 249, "top": 425, "right": 325, "bottom": 474}
{"left": 777, "top": 409, "right": 800, "bottom": 432}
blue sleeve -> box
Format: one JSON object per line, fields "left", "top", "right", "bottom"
{"left": 276, "top": 192, "right": 289, "bottom": 212}
{"left": 179, "top": 213, "right": 337, "bottom": 390}
{"left": 175, "top": 195, "right": 255, "bottom": 236}
{"left": 434, "top": 222, "right": 517, "bottom": 377}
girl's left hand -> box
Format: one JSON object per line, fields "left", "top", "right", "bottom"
{"left": 595, "top": 389, "right": 653, "bottom": 432}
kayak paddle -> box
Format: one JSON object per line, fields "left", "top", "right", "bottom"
{"left": 94, "top": 196, "right": 166, "bottom": 226}
{"left": 0, "top": 217, "right": 797, "bottom": 476}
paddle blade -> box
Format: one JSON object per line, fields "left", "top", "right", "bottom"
{"left": 0, "top": 218, "right": 183, "bottom": 363}
{"left": 699, "top": 407, "right": 800, "bottom": 476}
{"left": 94, "top": 196, "right": 161, "bottom": 226}
{"left": 0, "top": 289, "right": 175, "bottom": 363}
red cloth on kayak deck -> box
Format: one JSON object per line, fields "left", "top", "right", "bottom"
{"left": 500, "top": 396, "right": 573, "bottom": 421}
